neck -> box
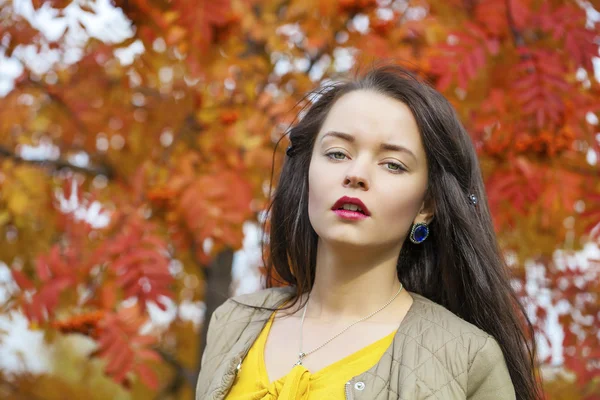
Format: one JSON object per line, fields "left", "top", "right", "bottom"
{"left": 303, "top": 238, "right": 410, "bottom": 321}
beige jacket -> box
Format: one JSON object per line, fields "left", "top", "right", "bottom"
{"left": 196, "top": 286, "right": 516, "bottom": 399}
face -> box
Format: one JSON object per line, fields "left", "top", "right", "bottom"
{"left": 308, "top": 89, "right": 432, "bottom": 251}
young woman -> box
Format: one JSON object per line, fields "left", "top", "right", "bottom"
{"left": 196, "top": 65, "right": 543, "bottom": 399}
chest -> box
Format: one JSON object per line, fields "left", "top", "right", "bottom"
{"left": 199, "top": 317, "right": 474, "bottom": 400}
{"left": 263, "top": 316, "right": 400, "bottom": 383}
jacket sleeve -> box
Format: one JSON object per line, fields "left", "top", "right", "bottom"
{"left": 200, "top": 304, "right": 222, "bottom": 369}
{"left": 466, "top": 336, "right": 516, "bottom": 400}
{"left": 196, "top": 300, "right": 232, "bottom": 398}
{"left": 200, "top": 299, "right": 231, "bottom": 370}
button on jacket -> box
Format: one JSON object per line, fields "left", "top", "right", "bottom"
{"left": 196, "top": 286, "right": 516, "bottom": 400}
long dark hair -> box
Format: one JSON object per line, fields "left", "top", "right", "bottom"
{"left": 258, "top": 64, "right": 544, "bottom": 399}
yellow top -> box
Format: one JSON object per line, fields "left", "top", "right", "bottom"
{"left": 225, "top": 309, "right": 396, "bottom": 399}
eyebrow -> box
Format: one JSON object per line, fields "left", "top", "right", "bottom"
{"left": 320, "top": 131, "right": 417, "bottom": 162}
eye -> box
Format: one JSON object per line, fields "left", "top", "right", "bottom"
{"left": 326, "top": 152, "right": 407, "bottom": 174}
{"left": 385, "top": 161, "right": 407, "bottom": 174}
{"left": 325, "top": 151, "right": 347, "bottom": 160}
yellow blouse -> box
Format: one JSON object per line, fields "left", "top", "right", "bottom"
{"left": 225, "top": 310, "right": 396, "bottom": 399}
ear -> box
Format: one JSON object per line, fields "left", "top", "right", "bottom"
{"left": 414, "top": 195, "right": 435, "bottom": 225}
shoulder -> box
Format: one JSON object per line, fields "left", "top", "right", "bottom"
{"left": 202, "top": 286, "right": 296, "bottom": 360}
{"left": 211, "top": 286, "right": 296, "bottom": 325}
{"left": 404, "top": 292, "right": 501, "bottom": 362}
{"left": 395, "top": 292, "right": 513, "bottom": 396}
{"left": 230, "top": 286, "right": 296, "bottom": 307}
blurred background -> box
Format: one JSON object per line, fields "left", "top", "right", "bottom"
{"left": 0, "top": 0, "right": 599, "bottom": 399}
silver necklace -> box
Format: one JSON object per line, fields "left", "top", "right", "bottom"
{"left": 293, "top": 283, "right": 404, "bottom": 367}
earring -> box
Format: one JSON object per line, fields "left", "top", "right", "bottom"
{"left": 409, "top": 222, "right": 429, "bottom": 244}
{"left": 468, "top": 193, "right": 477, "bottom": 206}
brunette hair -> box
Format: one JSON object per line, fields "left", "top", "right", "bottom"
{"left": 258, "top": 64, "right": 543, "bottom": 399}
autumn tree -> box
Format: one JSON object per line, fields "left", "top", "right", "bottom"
{"left": 0, "top": 0, "right": 599, "bottom": 398}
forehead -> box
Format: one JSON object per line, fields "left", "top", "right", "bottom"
{"left": 318, "top": 89, "right": 422, "bottom": 146}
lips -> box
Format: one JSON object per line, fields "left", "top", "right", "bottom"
{"left": 331, "top": 196, "right": 371, "bottom": 216}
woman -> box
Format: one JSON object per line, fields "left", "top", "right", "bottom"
{"left": 196, "top": 65, "right": 543, "bottom": 399}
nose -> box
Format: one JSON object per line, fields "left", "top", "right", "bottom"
{"left": 343, "top": 161, "right": 370, "bottom": 190}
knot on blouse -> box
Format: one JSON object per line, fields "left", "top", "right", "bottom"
{"left": 259, "top": 365, "right": 311, "bottom": 399}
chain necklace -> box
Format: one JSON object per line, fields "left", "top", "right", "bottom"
{"left": 293, "top": 283, "right": 404, "bottom": 367}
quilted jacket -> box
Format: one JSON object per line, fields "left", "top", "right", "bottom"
{"left": 196, "top": 286, "right": 516, "bottom": 399}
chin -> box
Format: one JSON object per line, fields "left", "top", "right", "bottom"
{"left": 318, "top": 232, "right": 372, "bottom": 248}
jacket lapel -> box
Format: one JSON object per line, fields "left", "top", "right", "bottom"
{"left": 205, "top": 287, "right": 296, "bottom": 399}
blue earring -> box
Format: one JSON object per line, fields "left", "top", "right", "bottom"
{"left": 409, "top": 222, "right": 429, "bottom": 244}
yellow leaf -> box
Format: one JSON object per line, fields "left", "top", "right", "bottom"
{"left": 7, "top": 189, "right": 29, "bottom": 216}
{"left": 0, "top": 210, "right": 10, "bottom": 226}
{"left": 29, "top": 114, "right": 52, "bottom": 132}
{"left": 14, "top": 166, "right": 45, "bottom": 192}
{"left": 163, "top": 10, "right": 179, "bottom": 24}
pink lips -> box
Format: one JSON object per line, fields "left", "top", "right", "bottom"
{"left": 331, "top": 195, "right": 370, "bottom": 220}
{"left": 333, "top": 209, "right": 369, "bottom": 220}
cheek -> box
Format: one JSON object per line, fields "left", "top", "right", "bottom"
{"left": 378, "top": 179, "right": 427, "bottom": 220}
{"left": 385, "top": 196, "right": 420, "bottom": 219}
{"left": 307, "top": 157, "right": 331, "bottom": 220}
{"left": 307, "top": 163, "right": 323, "bottom": 209}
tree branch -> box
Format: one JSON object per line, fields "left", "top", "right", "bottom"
{"left": 18, "top": 79, "right": 92, "bottom": 138}
{"left": 0, "top": 145, "right": 114, "bottom": 178}
{"left": 153, "top": 346, "right": 196, "bottom": 398}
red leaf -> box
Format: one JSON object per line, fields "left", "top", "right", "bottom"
{"left": 93, "top": 307, "right": 160, "bottom": 389}
{"left": 11, "top": 269, "right": 34, "bottom": 291}
{"left": 136, "top": 349, "right": 161, "bottom": 362}
{"left": 130, "top": 334, "right": 157, "bottom": 347}
{"left": 134, "top": 363, "right": 159, "bottom": 390}
{"left": 430, "top": 23, "right": 497, "bottom": 90}
{"left": 105, "top": 344, "right": 133, "bottom": 376}
{"left": 510, "top": 48, "right": 569, "bottom": 129}
{"left": 100, "top": 217, "right": 174, "bottom": 309}
{"left": 436, "top": 70, "right": 452, "bottom": 92}
{"left": 111, "top": 352, "right": 135, "bottom": 384}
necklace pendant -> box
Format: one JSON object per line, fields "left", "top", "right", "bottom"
{"left": 294, "top": 352, "right": 306, "bottom": 367}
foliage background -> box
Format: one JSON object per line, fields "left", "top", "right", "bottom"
{"left": 0, "top": 0, "right": 599, "bottom": 399}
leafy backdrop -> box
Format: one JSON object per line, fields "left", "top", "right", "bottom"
{"left": 0, "top": 0, "right": 599, "bottom": 399}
